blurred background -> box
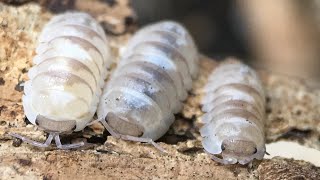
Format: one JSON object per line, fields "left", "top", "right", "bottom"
{"left": 131, "top": 0, "right": 320, "bottom": 81}
{"left": 132, "top": 0, "right": 246, "bottom": 59}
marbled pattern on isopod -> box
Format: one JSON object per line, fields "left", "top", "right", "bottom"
{"left": 97, "top": 21, "right": 198, "bottom": 144}
{"left": 200, "top": 58, "right": 266, "bottom": 165}
{"left": 11, "top": 12, "right": 111, "bottom": 149}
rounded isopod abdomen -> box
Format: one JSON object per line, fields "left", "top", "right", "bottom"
{"left": 97, "top": 21, "right": 198, "bottom": 151}
{"left": 200, "top": 58, "right": 266, "bottom": 164}
{"left": 10, "top": 12, "right": 111, "bottom": 149}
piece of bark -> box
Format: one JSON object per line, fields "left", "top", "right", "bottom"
{"left": 0, "top": 2, "right": 319, "bottom": 180}
{"left": 0, "top": 0, "right": 31, "bottom": 5}
{"left": 0, "top": 0, "right": 137, "bottom": 35}
{"left": 37, "top": 0, "right": 137, "bottom": 35}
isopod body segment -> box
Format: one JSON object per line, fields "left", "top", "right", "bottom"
{"left": 97, "top": 21, "right": 199, "bottom": 150}
{"left": 200, "top": 58, "right": 266, "bottom": 164}
{"left": 10, "top": 12, "right": 111, "bottom": 149}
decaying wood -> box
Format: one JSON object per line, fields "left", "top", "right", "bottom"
{"left": 0, "top": 2, "right": 319, "bottom": 179}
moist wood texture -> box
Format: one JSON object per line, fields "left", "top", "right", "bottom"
{"left": 0, "top": 1, "right": 319, "bottom": 179}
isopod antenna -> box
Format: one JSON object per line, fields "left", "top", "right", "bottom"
{"left": 99, "top": 119, "right": 167, "bottom": 153}
{"left": 9, "top": 132, "right": 84, "bottom": 149}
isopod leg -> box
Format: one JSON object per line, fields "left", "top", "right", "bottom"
{"left": 100, "top": 120, "right": 167, "bottom": 153}
{"left": 54, "top": 134, "right": 85, "bottom": 149}
{"left": 100, "top": 119, "right": 121, "bottom": 138}
{"left": 120, "top": 135, "right": 167, "bottom": 153}
{"left": 9, "top": 132, "right": 54, "bottom": 148}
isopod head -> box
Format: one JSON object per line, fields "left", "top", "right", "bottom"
{"left": 35, "top": 115, "right": 77, "bottom": 133}
{"left": 215, "top": 138, "right": 265, "bottom": 165}
{"left": 105, "top": 112, "right": 144, "bottom": 137}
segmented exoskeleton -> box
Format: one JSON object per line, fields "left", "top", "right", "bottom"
{"left": 200, "top": 58, "right": 266, "bottom": 164}
{"left": 10, "top": 12, "right": 111, "bottom": 149}
{"left": 97, "top": 21, "right": 198, "bottom": 151}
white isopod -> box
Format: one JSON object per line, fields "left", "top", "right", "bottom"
{"left": 10, "top": 12, "right": 111, "bottom": 149}
{"left": 97, "top": 21, "right": 199, "bottom": 151}
{"left": 200, "top": 58, "right": 266, "bottom": 164}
